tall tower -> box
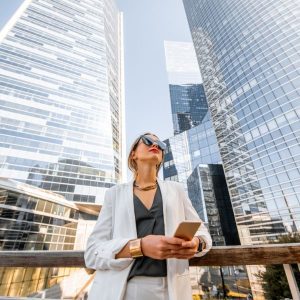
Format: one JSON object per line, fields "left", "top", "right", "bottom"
{"left": 183, "top": 0, "right": 300, "bottom": 242}
{"left": 183, "top": 0, "right": 300, "bottom": 297}
{"left": 0, "top": 0, "right": 125, "bottom": 204}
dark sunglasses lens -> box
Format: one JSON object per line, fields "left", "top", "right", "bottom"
{"left": 142, "top": 136, "right": 166, "bottom": 151}
{"left": 157, "top": 141, "right": 166, "bottom": 150}
{"left": 141, "top": 136, "right": 152, "bottom": 146}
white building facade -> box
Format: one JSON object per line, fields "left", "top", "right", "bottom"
{"left": 0, "top": 0, "right": 125, "bottom": 204}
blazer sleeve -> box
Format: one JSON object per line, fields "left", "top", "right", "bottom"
{"left": 84, "top": 187, "right": 133, "bottom": 270}
{"left": 178, "top": 183, "right": 213, "bottom": 257}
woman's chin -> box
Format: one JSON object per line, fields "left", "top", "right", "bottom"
{"left": 139, "top": 155, "right": 161, "bottom": 164}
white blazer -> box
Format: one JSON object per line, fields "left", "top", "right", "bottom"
{"left": 85, "top": 178, "right": 212, "bottom": 300}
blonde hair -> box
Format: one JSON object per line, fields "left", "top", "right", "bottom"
{"left": 128, "top": 132, "right": 165, "bottom": 178}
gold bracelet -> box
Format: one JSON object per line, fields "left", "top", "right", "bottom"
{"left": 129, "top": 238, "right": 143, "bottom": 258}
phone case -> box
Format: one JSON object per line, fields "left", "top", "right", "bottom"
{"left": 173, "top": 221, "right": 201, "bottom": 241}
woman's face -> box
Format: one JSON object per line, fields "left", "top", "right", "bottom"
{"left": 131, "top": 134, "right": 163, "bottom": 167}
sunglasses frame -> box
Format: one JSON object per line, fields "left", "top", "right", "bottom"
{"left": 140, "top": 135, "right": 166, "bottom": 151}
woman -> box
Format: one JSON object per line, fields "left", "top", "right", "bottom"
{"left": 85, "top": 133, "right": 212, "bottom": 300}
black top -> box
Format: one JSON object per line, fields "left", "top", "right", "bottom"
{"left": 128, "top": 186, "right": 167, "bottom": 280}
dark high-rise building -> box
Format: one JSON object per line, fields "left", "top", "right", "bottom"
{"left": 187, "top": 164, "right": 240, "bottom": 246}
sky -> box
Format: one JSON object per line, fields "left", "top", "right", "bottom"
{"left": 0, "top": 0, "right": 192, "bottom": 151}
{"left": 0, "top": 1, "right": 22, "bottom": 28}
{"left": 115, "top": 0, "right": 192, "bottom": 149}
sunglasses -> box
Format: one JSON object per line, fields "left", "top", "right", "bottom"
{"left": 140, "top": 135, "right": 166, "bottom": 151}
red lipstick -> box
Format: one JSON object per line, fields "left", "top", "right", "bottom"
{"left": 149, "top": 147, "right": 159, "bottom": 153}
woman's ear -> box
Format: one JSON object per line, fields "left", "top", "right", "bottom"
{"left": 131, "top": 151, "right": 136, "bottom": 160}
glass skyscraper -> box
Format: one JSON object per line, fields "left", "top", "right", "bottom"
{"left": 183, "top": 0, "right": 300, "bottom": 297}
{"left": 183, "top": 0, "right": 300, "bottom": 243}
{"left": 164, "top": 41, "right": 208, "bottom": 134}
{"left": 0, "top": 0, "right": 125, "bottom": 204}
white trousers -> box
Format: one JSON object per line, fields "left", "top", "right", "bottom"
{"left": 123, "top": 276, "right": 169, "bottom": 300}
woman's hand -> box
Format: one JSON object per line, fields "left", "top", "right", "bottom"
{"left": 141, "top": 235, "right": 186, "bottom": 259}
{"left": 141, "top": 235, "right": 199, "bottom": 260}
{"left": 171, "top": 237, "right": 199, "bottom": 259}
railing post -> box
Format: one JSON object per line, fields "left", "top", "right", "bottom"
{"left": 219, "top": 266, "right": 227, "bottom": 299}
{"left": 283, "top": 264, "right": 300, "bottom": 300}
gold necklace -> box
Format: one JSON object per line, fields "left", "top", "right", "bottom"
{"left": 133, "top": 181, "right": 157, "bottom": 191}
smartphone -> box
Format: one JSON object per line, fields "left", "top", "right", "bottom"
{"left": 173, "top": 221, "right": 201, "bottom": 241}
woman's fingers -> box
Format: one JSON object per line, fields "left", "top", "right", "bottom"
{"left": 141, "top": 235, "right": 198, "bottom": 260}
{"left": 181, "top": 237, "right": 198, "bottom": 248}
{"left": 142, "top": 235, "right": 186, "bottom": 259}
{"left": 181, "top": 241, "right": 193, "bottom": 248}
{"left": 163, "top": 236, "right": 185, "bottom": 245}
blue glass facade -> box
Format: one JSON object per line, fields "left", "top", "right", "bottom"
{"left": 183, "top": 1, "right": 300, "bottom": 296}
{"left": 163, "top": 113, "right": 221, "bottom": 182}
{"left": 163, "top": 117, "right": 240, "bottom": 246}
{"left": 0, "top": 0, "right": 125, "bottom": 204}
{"left": 170, "top": 83, "right": 208, "bottom": 134}
{"left": 183, "top": 0, "right": 300, "bottom": 244}
{"left": 164, "top": 41, "right": 208, "bottom": 135}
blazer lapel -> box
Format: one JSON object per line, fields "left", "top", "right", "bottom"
{"left": 125, "top": 180, "right": 137, "bottom": 238}
{"left": 157, "top": 178, "right": 170, "bottom": 236}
